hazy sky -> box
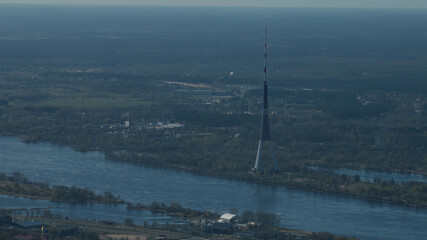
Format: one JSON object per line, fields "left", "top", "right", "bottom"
{"left": 1, "top": 0, "right": 427, "bottom": 9}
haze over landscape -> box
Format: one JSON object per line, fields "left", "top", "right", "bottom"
{"left": 1, "top": 0, "right": 427, "bottom": 8}
{"left": 0, "top": 1, "right": 426, "bottom": 240}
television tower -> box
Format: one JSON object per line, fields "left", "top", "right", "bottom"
{"left": 253, "top": 27, "right": 279, "bottom": 173}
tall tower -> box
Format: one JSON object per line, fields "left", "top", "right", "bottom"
{"left": 253, "top": 27, "right": 279, "bottom": 173}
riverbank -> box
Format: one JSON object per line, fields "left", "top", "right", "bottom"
{"left": 0, "top": 174, "right": 222, "bottom": 222}
{"left": 1, "top": 135, "right": 425, "bottom": 240}
{"left": 0, "top": 193, "right": 358, "bottom": 239}
{"left": 0, "top": 174, "right": 360, "bottom": 240}
{"left": 1, "top": 215, "right": 335, "bottom": 240}
{"left": 0, "top": 173, "right": 124, "bottom": 204}
{"left": 6, "top": 133, "right": 427, "bottom": 208}
{"left": 15, "top": 131, "right": 425, "bottom": 177}
{"left": 2, "top": 211, "right": 357, "bottom": 240}
{"left": 3, "top": 133, "right": 426, "bottom": 208}
{"left": 2, "top": 215, "right": 192, "bottom": 240}
{"left": 107, "top": 154, "right": 427, "bottom": 208}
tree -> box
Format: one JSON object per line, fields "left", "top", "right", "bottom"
{"left": 256, "top": 212, "right": 280, "bottom": 226}
{"left": 151, "top": 221, "right": 159, "bottom": 228}
{"left": 228, "top": 207, "right": 238, "bottom": 215}
{"left": 85, "top": 231, "right": 100, "bottom": 240}
{"left": 104, "top": 191, "right": 115, "bottom": 200}
{"left": 354, "top": 175, "right": 360, "bottom": 183}
{"left": 123, "top": 218, "right": 134, "bottom": 226}
{"left": 241, "top": 210, "right": 255, "bottom": 222}
{"left": 12, "top": 171, "right": 24, "bottom": 183}
{"left": 0, "top": 172, "right": 6, "bottom": 181}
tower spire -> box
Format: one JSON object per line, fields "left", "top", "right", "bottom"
{"left": 253, "top": 27, "right": 279, "bottom": 173}
{"left": 264, "top": 27, "right": 267, "bottom": 84}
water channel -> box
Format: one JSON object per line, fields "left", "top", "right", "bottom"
{"left": 0, "top": 136, "right": 426, "bottom": 240}
{"left": 0, "top": 195, "right": 175, "bottom": 225}
{"left": 310, "top": 166, "right": 427, "bottom": 184}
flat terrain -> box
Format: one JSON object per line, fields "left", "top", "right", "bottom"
{"left": 0, "top": 6, "right": 425, "bottom": 206}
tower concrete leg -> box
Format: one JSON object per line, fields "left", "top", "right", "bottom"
{"left": 269, "top": 140, "right": 279, "bottom": 170}
{"left": 254, "top": 140, "right": 263, "bottom": 170}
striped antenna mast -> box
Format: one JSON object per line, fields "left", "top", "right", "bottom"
{"left": 253, "top": 26, "right": 279, "bottom": 173}
{"left": 264, "top": 26, "right": 267, "bottom": 84}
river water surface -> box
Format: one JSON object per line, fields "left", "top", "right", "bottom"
{"left": 0, "top": 136, "right": 426, "bottom": 240}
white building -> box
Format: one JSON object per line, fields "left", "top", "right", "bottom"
{"left": 219, "top": 213, "right": 238, "bottom": 223}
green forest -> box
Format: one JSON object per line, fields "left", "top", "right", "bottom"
{"left": 0, "top": 66, "right": 426, "bottom": 206}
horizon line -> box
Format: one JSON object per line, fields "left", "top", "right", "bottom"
{"left": 0, "top": 3, "right": 426, "bottom": 10}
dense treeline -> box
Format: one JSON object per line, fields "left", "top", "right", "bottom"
{"left": 127, "top": 201, "right": 219, "bottom": 220}
{"left": 308, "top": 232, "right": 357, "bottom": 240}
{"left": 175, "top": 110, "right": 257, "bottom": 127}
{"left": 0, "top": 78, "right": 425, "bottom": 206}
{"left": 1, "top": 71, "right": 424, "bottom": 173}
{"left": 0, "top": 172, "right": 121, "bottom": 204}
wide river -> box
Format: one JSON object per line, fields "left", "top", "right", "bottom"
{"left": 0, "top": 136, "right": 426, "bottom": 240}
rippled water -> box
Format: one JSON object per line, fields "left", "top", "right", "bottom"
{"left": 0, "top": 136, "right": 426, "bottom": 240}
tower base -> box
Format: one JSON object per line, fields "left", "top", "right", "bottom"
{"left": 253, "top": 139, "right": 279, "bottom": 172}
{"left": 250, "top": 167, "right": 280, "bottom": 175}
